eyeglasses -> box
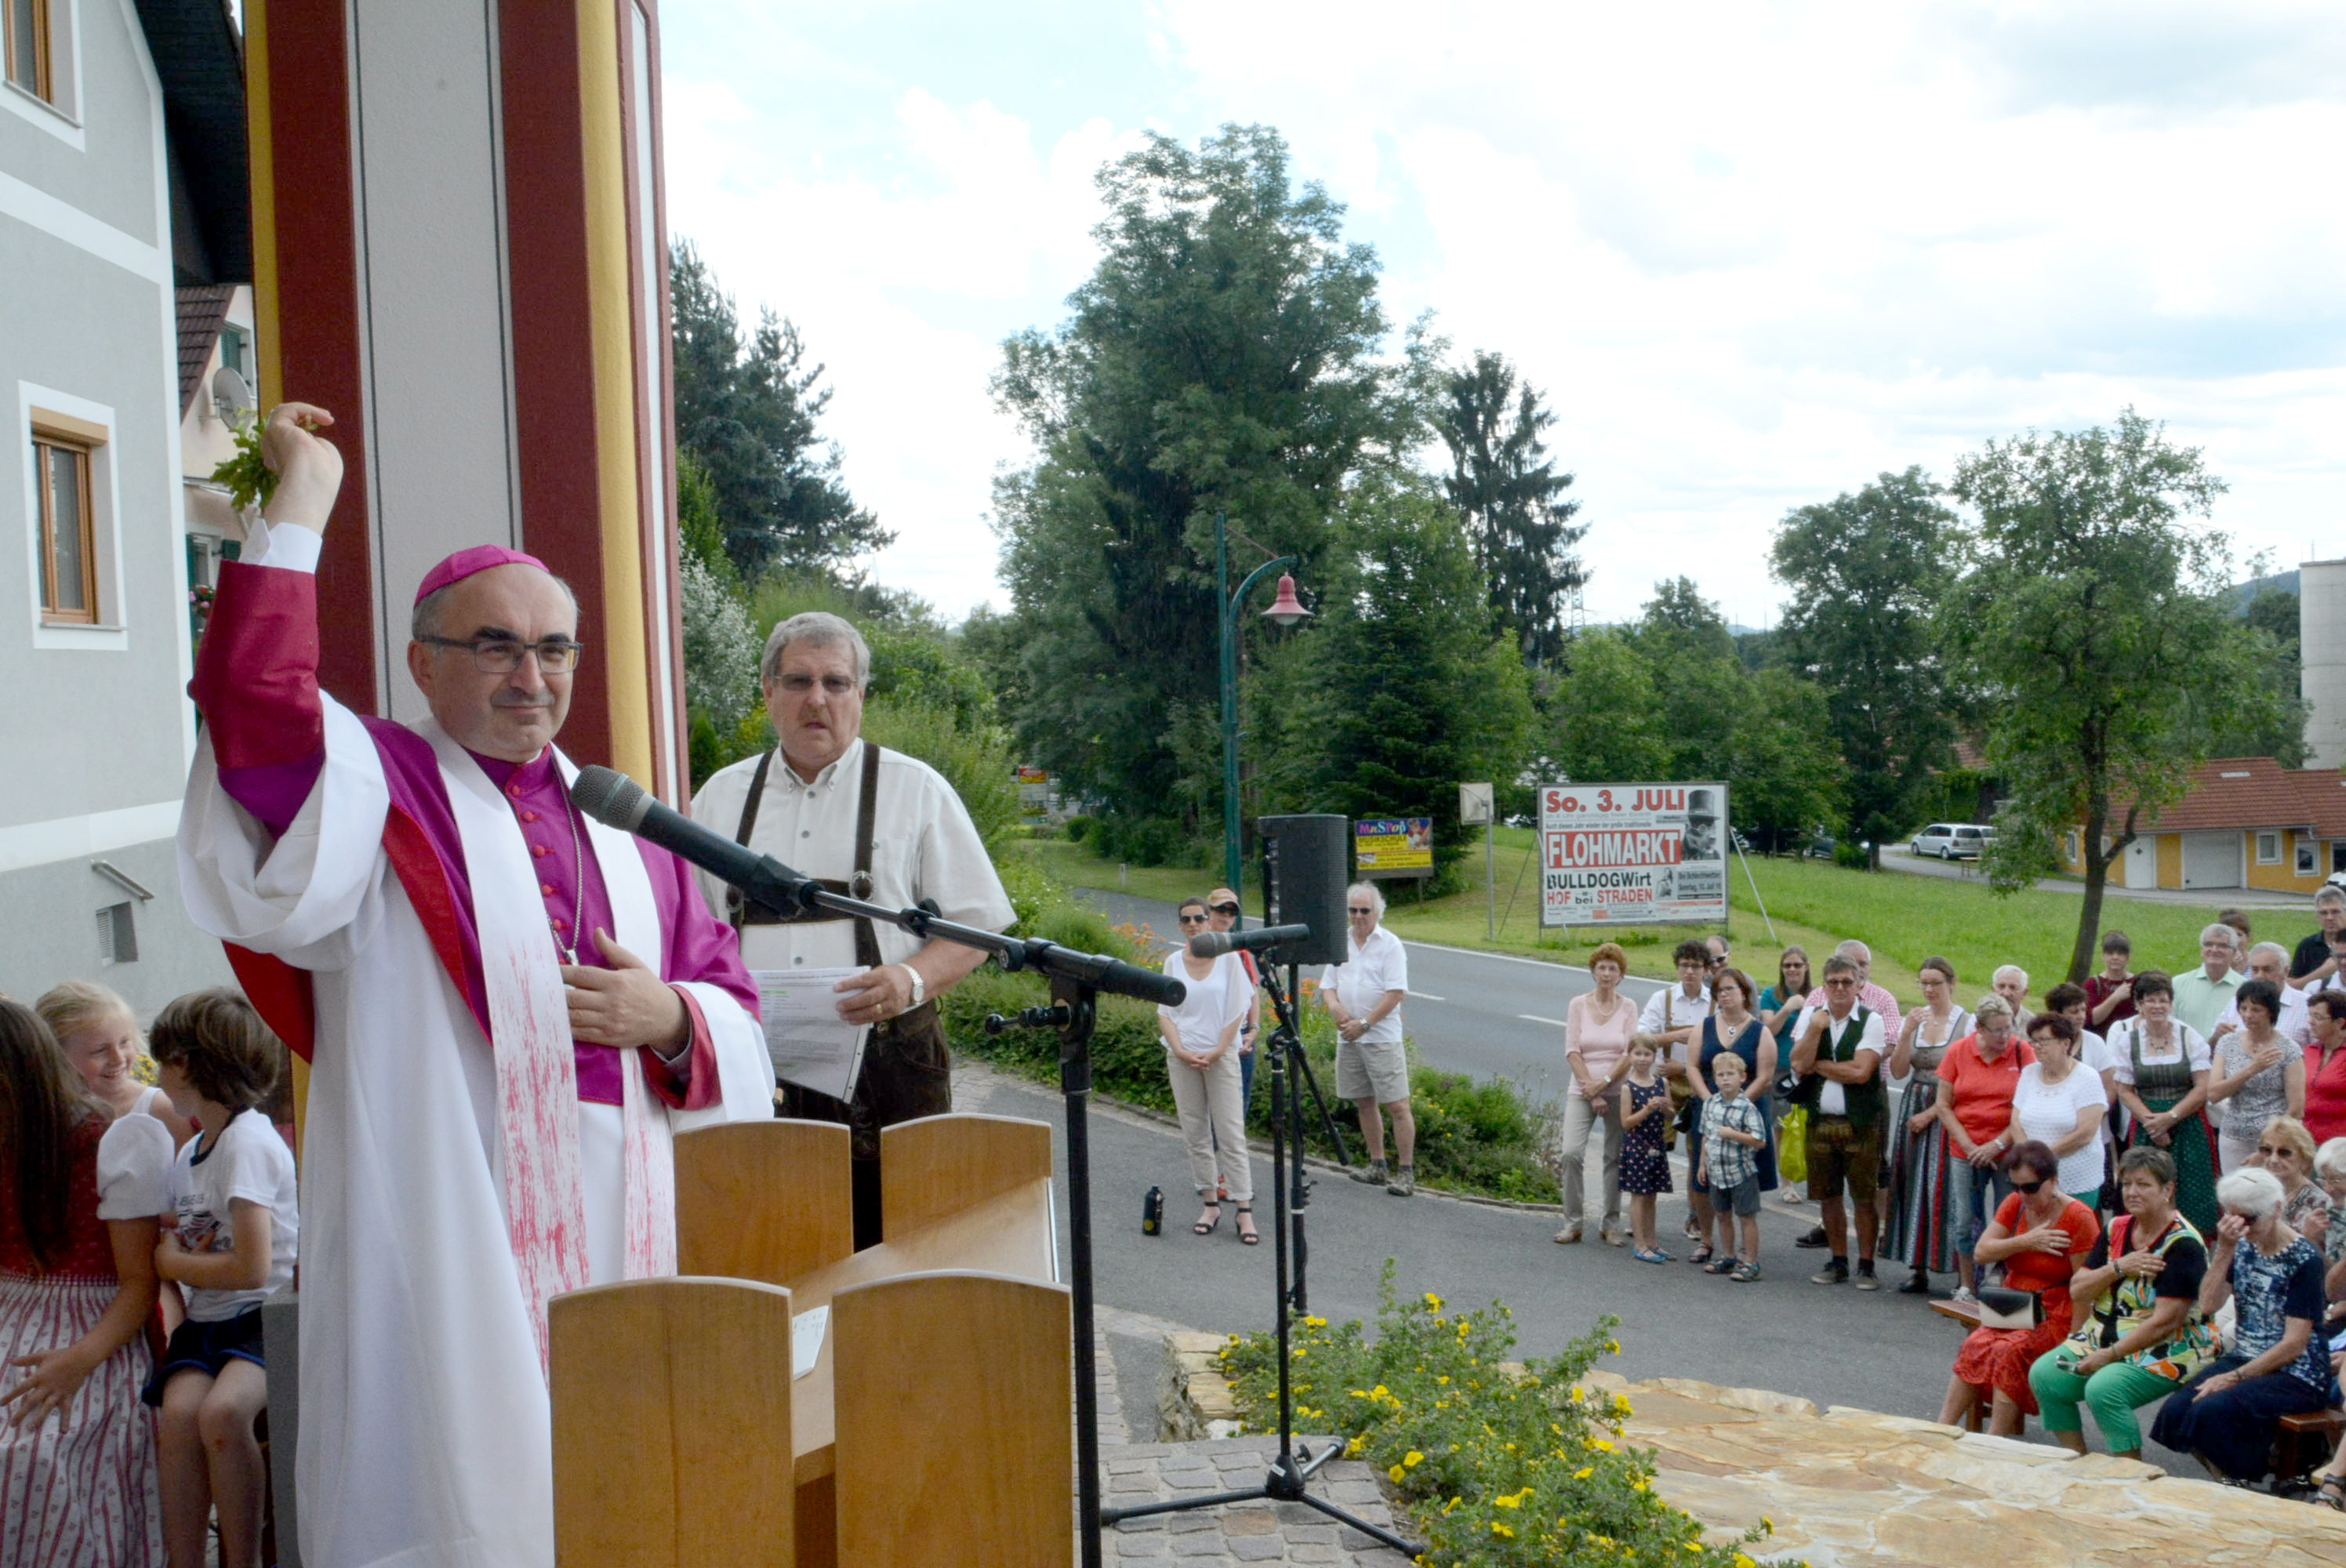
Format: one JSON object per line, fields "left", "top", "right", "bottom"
{"left": 2256, "top": 1145, "right": 2295, "bottom": 1158}
{"left": 419, "top": 636, "right": 583, "bottom": 673}
{"left": 1825, "top": 978, "right": 1856, "bottom": 989}
{"left": 1211, "top": 903, "right": 1241, "bottom": 916}
{"left": 774, "top": 673, "right": 859, "bottom": 696}
{"left": 2010, "top": 1176, "right": 2048, "bottom": 1195}
{"left": 1349, "top": 907, "right": 1375, "bottom": 916}
{"left": 1177, "top": 913, "right": 1209, "bottom": 925}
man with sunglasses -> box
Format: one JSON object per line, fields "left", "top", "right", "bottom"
{"left": 176, "top": 405, "right": 775, "bottom": 1566}
{"left": 1320, "top": 882, "right": 1417, "bottom": 1194}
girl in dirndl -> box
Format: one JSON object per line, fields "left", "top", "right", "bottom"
{"left": 0, "top": 999, "right": 173, "bottom": 1568}
{"left": 2112, "top": 971, "right": 2220, "bottom": 1237}
{"left": 1883, "top": 957, "right": 1971, "bottom": 1292}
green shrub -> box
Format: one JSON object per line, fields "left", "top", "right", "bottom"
{"left": 1064, "top": 814, "right": 1096, "bottom": 844}
{"left": 1221, "top": 1267, "right": 1794, "bottom": 1568}
{"left": 1832, "top": 839, "right": 1872, "bottom": 871}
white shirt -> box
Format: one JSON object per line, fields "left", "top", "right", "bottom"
{"left": 691, "top": 739, "right": 1015, "bottom": 971}
{"left": 2108, "top": 1020, "right": 2213, "bottom": 1084}
{"left": 2213, "top": 985, "right": 2315, "bottom": 1050}
{"left": 1794, "top": 1004, "right": 1885, "bottom": 1117}
{"left": 1321, "top": 925, "right": 1409, "bottom": 1044}
{"left": 2013, "top": 1062, "right": 2110, "bottom": 1196}
{"left": 1639, "top": 981, "right": 1712, "bottom": 1040}
{"left": 1157, "top": 950, "right": 1251, "bottom": 1053}
{"left": 169, "top": 1109, "right": 299, "bottom": 1323}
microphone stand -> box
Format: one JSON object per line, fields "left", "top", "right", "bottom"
{"left": 1084, "top": 953, "right": 1423, "bottom": 1559}
{"left": 749, "top": 874, "right": 1167, "bottom": 1568}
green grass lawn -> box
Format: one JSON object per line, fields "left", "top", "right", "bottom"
{"left": 1019, "top": 828, "right": 2287, "bottom": 1009}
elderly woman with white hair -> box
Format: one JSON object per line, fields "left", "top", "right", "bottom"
{"left": 2149, "top": 1165, "right": 2332, "bottom": 1482}
{"left": 1992, "top": 965, "right": 2033, "bottom": 1033}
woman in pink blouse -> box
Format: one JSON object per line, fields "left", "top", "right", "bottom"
{"left": 1556, "top": 942, "right": 1640, "bottom": 1246}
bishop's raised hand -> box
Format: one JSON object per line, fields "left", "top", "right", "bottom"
{"left": 259, "top": 402, "right": 345, "bottom": 535}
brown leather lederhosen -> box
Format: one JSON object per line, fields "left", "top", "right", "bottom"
{"left": 732, "top": 742, "right": 952, "bottom": 1243}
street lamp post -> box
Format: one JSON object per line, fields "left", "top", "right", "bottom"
{"left": 1218, "top": 511, "right": 1311, "bottom": 898}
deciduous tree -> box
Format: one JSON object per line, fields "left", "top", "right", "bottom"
{"left": 1945, "top": 410, "right": 2282, "bottom": 982}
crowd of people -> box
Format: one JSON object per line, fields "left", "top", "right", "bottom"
{"left": 0, "top": 980, "right": 300, "bottom": 1567}
{"left": 1547, "top": 897, "right": 2346, "bottom": 1497}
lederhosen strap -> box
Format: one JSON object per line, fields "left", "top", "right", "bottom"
{"left": 729, "top": 742, "right": 885, "bottom": 960}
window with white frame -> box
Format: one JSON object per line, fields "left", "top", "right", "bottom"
{"left": 2064, "top": 831, "right": 2080, "bottom": 864}
{"left": 2257, "top": 831, "right": 2282, "bottom": 866}
{"left": 23, "top": 391, "right": 122, "bottom": 645}
{"left": 2298, "top": 843, "right": 2318, "bottom": 877}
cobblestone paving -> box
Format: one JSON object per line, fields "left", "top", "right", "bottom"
{"left": 1097, "top": 1436, "right": 1414, "bottom": 1567}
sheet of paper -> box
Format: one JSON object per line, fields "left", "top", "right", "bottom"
{"left": 752, "top": 967, "right": 867, "bottom": 1102}
{"left": 792, "top": 1305, "right": 829, "bottom": 1381}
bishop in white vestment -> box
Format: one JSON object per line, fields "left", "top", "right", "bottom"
{"left": 176, "top": 406, "right": 774, "bottom": 1568}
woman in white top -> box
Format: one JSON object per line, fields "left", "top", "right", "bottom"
{"left": 1158, "top": 899, "right": 1257, "bottom": 1243}
{"left": 2010, "top": 1014, "right": 2112, "bottom": 1208}
{"left": 35, "top": 982, "right": 194, "bottom": 1149}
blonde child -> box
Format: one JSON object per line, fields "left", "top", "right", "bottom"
{"left": 143, "top": 990, "right": 296, "bottom": 1568}
{"left": 1617, "top": 1038, "right": 1675, "bottom": 1262}
{"left": 35, "top": 981, "right": 194, "bottom": 1147}
{"left": 1697, "top": 1051, "right": 1769, "bottom": 1282}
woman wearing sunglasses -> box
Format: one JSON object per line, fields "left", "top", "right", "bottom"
{"left": 1938, "top": 1139, "right": 2101, "bottom": 1436}
{"left": 1157, "top": 898, "right": 1257, "bottom": 1243}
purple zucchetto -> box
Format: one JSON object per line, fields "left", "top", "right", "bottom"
{"left": 412, "top": 545, "right": 550, "bottom": 606}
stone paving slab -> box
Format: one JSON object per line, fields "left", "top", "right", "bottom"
{"left": 1095, "top": 1433, "right": 1417, "bottom": 1566}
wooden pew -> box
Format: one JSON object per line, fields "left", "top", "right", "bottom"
{"left": 677, "top": 1120, "right": 856, "bottom": 1286}
{"left": 881, "top": 1113, "right": 1054, "bottom": 1236}
{"left": 550, "top": 1276, "right": 797, "bottom": 1566}
{"left": 831, "top": 1270, "right": 1073, "bottom": 1567}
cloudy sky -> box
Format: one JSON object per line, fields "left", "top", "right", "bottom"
{"left": 658, "top": 2, "right": 2346, "bottom": 628}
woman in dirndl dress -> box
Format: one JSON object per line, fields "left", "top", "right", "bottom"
{"left": 2112, "top": 971, "right": 2220, "bottom": 1237}
{"left": 1884, "top": 956, "right": 1971, "bottom": 1294}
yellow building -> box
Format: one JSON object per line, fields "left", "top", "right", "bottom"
{"left": 2060, "top": 757, "right": 2346, "bottom": 893}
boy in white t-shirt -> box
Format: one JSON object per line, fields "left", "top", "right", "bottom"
{"left": 143, "top": 989, "right": 298, "bottom": 1568}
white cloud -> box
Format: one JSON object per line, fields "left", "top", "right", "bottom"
{"left": 663, "top": 0, "right": 2346, "bottom": 624}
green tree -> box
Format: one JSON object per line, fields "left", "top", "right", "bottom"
{"left": 989, "top": 125, "right": 1422, "bottom": 827}
{"left": 670, "top": 240, "right": 891, "bottom": 579}
{"left": 1542, "top": 630, "right": 1672, "bottom": 783}
{"left": 1434, "top": 350, "right": 1587, "bottom": 667}
{"left": 2199, "top": 587, "right": 2309, "bottom": 766}
{"left": 1629, "top": 577, "right": 1747, "bottom": 780}
{"left": 1286, "top": 481, "right": 1533, "bottom": 885}
{"left": 1945, "top": 410, "right": 2285, "bottom": 982}
{"left": 1770, "top": 467, "right": 1960, "bottom": 866}
{"left": 1727, "top": 669, "right": 1846, "bottom": 854}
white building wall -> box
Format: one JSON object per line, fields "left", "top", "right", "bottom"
{"left": 2304, "top": 559, "right": 2346, "bottom": 771}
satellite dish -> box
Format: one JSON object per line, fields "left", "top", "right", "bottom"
{"left": 211, "top": 365, "right": 255, "bottom": 420}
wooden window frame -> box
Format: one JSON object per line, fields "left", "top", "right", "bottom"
{"left": 3, "top": 0, "right": 53, "bottom": 103}
{"left": 31, "top": 420, "right": 99, "bottom": 626}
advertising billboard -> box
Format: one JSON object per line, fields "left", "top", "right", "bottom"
{"left": 1537, "top": 783, "right": 1727, "bottom": 927}
{"left": 1355, "top": 817, "right": 1434, "bottom": 878}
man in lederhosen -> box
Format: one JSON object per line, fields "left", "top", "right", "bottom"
{"left": 691, "top": 611, "right": 1013, "bottom": 1247}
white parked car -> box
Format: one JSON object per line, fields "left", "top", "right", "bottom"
{"left": 1911, "top": 823, "right": 1992, "bottom": 860}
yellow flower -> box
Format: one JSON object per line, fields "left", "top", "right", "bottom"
{"left": 1491, "top": 1523, "right": 1515, "bottom": 1539}
{"left": 1494, "top": 1494, "right": 1521, "bottom": 1510}
{"left": 1437, "top": 1375, "right": 1451, "bottom": 1386}
{"left": 1734, "top": 1556, "right": 1756, "bottom": 1568}
{"left": 1614, "top": 1393, "right": 1635, "bottom": 1416}
{"left": 1573, "top": 1467, "right": 1594, "bottom": 1480}
{"left": 1568, "top": 1386, "right": 1585, "bottom": 1402}
{"left": 1632, "top": 1478, "right": 1650, "bottom": 1493}
{"left": 1345, "top": 1435, "right": 1367, "bottom": 1457}
{"left": 1389, "top": 1465, "right": 1405, "bottom": 1483}
{"left": 1608, "top": 1339, "right": 1622, "bottom": 1354}
{"left": 1425, "top": 1292, "right": 1445, "bottom": 1312}
{"left": 1592, "top": 1439, "right": 1614, "bottom": 1453}
{"left": 1760, "top": 1517, "right": 1774, "bottom": 1534}
{"left": 1404, "top": 1450, "right": 1424, "bottom": 1468}
{"left": 1442, "top": 1496, "right": 1462, "bottom": 1515}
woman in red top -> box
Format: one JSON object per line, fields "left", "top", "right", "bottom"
{"left": 1934, "top": 995, "right": 2038, "bottom": 1301}
{"left": 0, "top": 1000, "right": 175, "bottom": 1566}
{"left": 1941, "top": 1139, "right": 2102, "bottom": 1434}
{"left": 2301, "top": 992, "right": 2346, "bottom": 1146}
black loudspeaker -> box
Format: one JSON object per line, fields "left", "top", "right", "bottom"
{"left": 1258, "top": 814, "right": 1350, "bottom": 967}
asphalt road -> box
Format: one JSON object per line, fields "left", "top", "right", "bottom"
{"left": 1070, "top": 887, "right": 1669, "bottom": 1101}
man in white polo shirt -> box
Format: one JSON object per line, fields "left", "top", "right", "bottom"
{"left": 1321, "top": 881, "right": 1415, "bottom": 1196}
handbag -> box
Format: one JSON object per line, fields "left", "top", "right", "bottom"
{"left": 1976, "top": 1286, "right": 2043, "bottom": 1331}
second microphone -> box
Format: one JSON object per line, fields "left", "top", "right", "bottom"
{"left": 1186, "top": 924, "right": 1313, "bottom": 959}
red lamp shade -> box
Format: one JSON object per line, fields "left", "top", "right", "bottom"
{"left": 1262, "top": 574, "right": 1311, "bottom": 628}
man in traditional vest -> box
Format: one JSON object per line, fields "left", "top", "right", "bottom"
{"left": 691, "top": 610, "right": 1013, "bottom": 1246}
{"left": 177, "top": 404, "right": 775, "bottom": 1568}
{"left": 1789, "top": 954, "right": 1887, "bottom": 1290}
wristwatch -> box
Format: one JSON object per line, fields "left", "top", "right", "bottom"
{"left": 896, "top": 964, "right": 926, "bottom": 1011}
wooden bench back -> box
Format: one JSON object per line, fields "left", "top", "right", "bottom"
{"left": 831, "top": 1270, "right": 1072, "bottom": 1566}
{"left": 880, "top": 1114, "right": 1053, "bottom": 1236}
{"left": 550, "top": 1276, "right": 797, "bottom": 1566}
{"left": 677, "top": 1119, "right": 855, "bottom": 1285}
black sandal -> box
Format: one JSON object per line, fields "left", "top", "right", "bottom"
{"left": 2317, "top": 1477, "right": 2346, "bottom": 1512}
{"left": 1236, "top": 1206, "right": 1258, "bottom": 1245}
{"left": 1194, "top": 1203, "right": 1221, "bottom": 1236}
{"left": 1687, "top": 1245, "right": 1715, "bottom": 1267}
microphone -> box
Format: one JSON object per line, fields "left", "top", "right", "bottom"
{"left": 570, "top": 765, "right": 809, "bottom": 916}
{"left": 1187, "top": 924, "right": 1313, "bottom": 959}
